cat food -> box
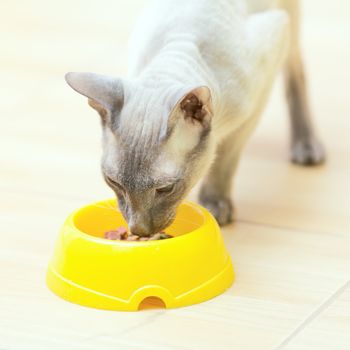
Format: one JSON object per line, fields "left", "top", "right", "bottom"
{"left": 104, "top": 226, "right": 173, "bottom": 241}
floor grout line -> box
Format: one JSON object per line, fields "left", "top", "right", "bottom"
{"left": 273, "top": 279, "right": 350, "bottom": 350}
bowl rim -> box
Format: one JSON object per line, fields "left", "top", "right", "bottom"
{"left": 66, "top": 199, "right": 217, "bottom": 246}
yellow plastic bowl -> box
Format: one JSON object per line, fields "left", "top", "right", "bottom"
{"left": 46, "top": 199, "right": 234, "bottom": 311}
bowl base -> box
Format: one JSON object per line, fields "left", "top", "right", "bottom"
{"left": 46, "top": 258, "right": 234, "bottom": 311}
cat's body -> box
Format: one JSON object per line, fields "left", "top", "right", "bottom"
{"left": 129, "top": 0, "right": 281, "bottom": 141}
{"left": 66, "top": 0, "right": 325, "bottom": 235}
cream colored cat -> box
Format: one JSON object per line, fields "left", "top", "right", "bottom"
{"left": 65, "top": 0, "right": 325, "bottom": 236}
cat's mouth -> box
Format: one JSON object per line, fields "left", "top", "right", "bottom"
{"left": 130, "top": 211, "right": 176, "bottom": 237}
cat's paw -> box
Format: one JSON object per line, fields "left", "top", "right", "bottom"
{"left": 199, "top": 194, "right": 234, "bottom": 226}
{"left": 291, "top": 137, "right": 326, "bottom": 166}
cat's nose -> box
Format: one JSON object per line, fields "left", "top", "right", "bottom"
{"left": 129, "top": 222, "right": 151, "bottom": 237}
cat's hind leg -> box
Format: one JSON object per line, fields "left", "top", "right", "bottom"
{"left": 283, "top": 0, "right": 325, "bottom": 165}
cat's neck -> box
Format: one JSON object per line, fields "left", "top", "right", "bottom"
{"left": 135, "top": 37, "right": 217, "bottom": 93}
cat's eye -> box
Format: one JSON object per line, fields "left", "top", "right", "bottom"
{"left": 156, "top": 183, "right": 175, "bottom": 194}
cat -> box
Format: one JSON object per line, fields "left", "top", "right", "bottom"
{"left": 65, "top": 0, "right": 325, "bottom": 236}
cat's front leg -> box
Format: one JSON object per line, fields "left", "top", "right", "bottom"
{"left": 199, "top": 116, "right": 259, "bottom": 226}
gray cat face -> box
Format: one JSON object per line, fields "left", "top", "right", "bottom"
{"left": 65, "top": 72, "right": 214, "bottom": 236}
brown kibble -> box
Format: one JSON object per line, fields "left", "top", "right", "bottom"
{"left": 104, "top": 231, "right": 121, "bottom": 240}
{"left": 127, "top": 235, "right": 139, "bottom": 241}
{"left": 120, "top": 231, "right": 128, "bottom": 240}
{"left": 116, "top": 226, "right": 128, "bottom": 234}
{"left": 104, "top": 226, "right": 173, "bottom": 241}
{"left": 159, "top": 233, "right": 173, "bottom": 239}
{"left": 149, "top": 233, "right": 162, "bottom": 241}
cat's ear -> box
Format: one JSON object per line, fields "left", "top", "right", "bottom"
{"left": 65, "top": 72, "right": 124, "bottom": 119}
{"left": 170, "top": 86, "right": 213, "bottom": 129}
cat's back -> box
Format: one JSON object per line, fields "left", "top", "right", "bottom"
{"left": 128, "top": 0, "right": 245, "bottom": 76}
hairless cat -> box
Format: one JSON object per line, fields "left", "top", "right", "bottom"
{"left": 65, "top": 0, "right": 325, "bottom": 236}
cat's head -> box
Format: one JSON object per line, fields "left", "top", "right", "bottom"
{"left": 65, "top": 72, "right": 215, "bottom": 236}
